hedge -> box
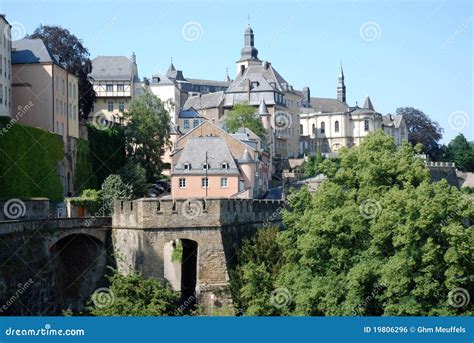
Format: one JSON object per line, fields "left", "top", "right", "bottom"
{"left": 0, "top": 118, "right": 64, "bottom": 201}
{"left": 87, "top": 124, "right": 126, "bottom": 187}
{"left": 74, "top": 138, "right": 97, "bottom": 193}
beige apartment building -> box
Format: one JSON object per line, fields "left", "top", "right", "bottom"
{"left": 89, "top": 53, "right": 141, "bottom": 124}
{"left": 0, "top": 14, "right": 12, "bottom": 117}
{"left": 171, "top": 121, "right": 270, "bottom": 199}
{"left": 12, "top": 38, "right": 80, "bottom": 196}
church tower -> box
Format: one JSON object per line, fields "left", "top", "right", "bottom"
{"left": 337, "top": 63, "right": 346, "bottom": 103}
{"left": 236, "top": 25, "right": 261, "bottom": 74}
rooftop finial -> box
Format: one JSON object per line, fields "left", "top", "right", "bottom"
{"left": 247, "top": 14, "right": 251, "bottom": 26}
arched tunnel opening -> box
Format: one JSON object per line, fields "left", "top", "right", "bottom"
{"left": 164, "top": 238, "right": 198, "bottom": 313}
{"left": 50, "top": 234, "right": 107, "bottom": 313}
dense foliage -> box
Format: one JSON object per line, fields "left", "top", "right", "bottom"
{"left": 123, "top": 92, "right": 170, "bottom": 181}
{"left": 395, "top": 107, "right": 443, "bottom": 159}
{"left": 232, "top": 130, "right": 473, "bottom": 316}
{"left": 28, "top": 25, "right": 96, "bottom": 119}
{"left": 226, "top": 102, "right": 266, "bottom": 139}
{"left": 445, "top": 134, "right": 474, "bottom": 172}
{"left": 68, "top": 189, "right": 102, "bottom": 214}
{"left": 303, "top": 152, "right": 325, "bottom": 178}
{"left": 74, "top": 138, "right": 97, "bottom": 193}
{"left": 89, "top": 270, "right": 179, "bottom": 316}
{"left": 0, "top": 119, "right": 63, "bottom": 200}
{"left": 101, "top": 175, "right": 133, "bottom": 215}
{"left": 118, "top": 160, "right": 148, "bottom": 198}
{"left": 87, "top": 124, "right": 127, "bottom": 187}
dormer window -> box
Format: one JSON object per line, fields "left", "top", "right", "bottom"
{"left": 221, "top": 163, "right": 229, "bottom": 170}
{"left": 183, "top": 163, "right": 191, "bottom": 170}
{"left": 202, "top": 163, "right": 210, "bottom": 170}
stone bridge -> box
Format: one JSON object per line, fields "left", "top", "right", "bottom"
{"left": 0, "top": 217, "right": 111, "bottom": 315}
{"left": 112, "top": 198, "right": 283, "bottom": 310}
{"left": 0, "top": 197, "right": 283, "bottom": 314}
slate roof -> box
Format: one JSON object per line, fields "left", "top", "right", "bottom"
{"left": 186, "top": 78, "right": 230, "bottom": 88}
{"left": 382, "top": 114, "right": 404, "bottom": 128}
{"left": 309, "top": 97, "right": 349, "bottom": 113}
{"left": 90, "top": 56, "right": 135, "bottom": 81}
{"left": 226, "top": 62, "right": 289, "bottom": 94}
{"left": 173, "top": 137, "right": 240, "bottom": 175}
{"left": 183, "top": 91, "right": 225, "bottom": 110}
{"left": 12, "top": 39, "right": 60, "bottom": 65}
{"left": 179, "top": 107, "right": 200, "bottom": 118}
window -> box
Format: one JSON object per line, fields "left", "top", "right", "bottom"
{"left": 220, "top": 177, "right": 228, "bottom": 188}
{"left": 179, "top": 178, "right": 186, "bottom": 188}
{"left": 312, "top": 123, "right": 315, "bottom": 134}
{"left": 117, "top": 84, "right": 124, "bottom": 91}
{"left": 300, "top": 124, "right": 303, "bottom": 133}
{"left": 193, "top": 119, "right": 200, "bottom": 128}
{"left": 106, "top": 84, "right": 113, "bottom": 92}
{"left": 201, "top": 177, "right": 209, "bottom": 188}
{"left": 118, "top": 100, "right": 125, "bottom": 112}
{"left": 202, "top": 163, "right": 210, "bottom": 170}
{"left": 107, "top": 101, "right": 114, "bottom": 112}
{"left": 0, "top": 54, "right": 2, "bottom": 75}
{"left": 0, "top": 84, "right": 3, "bottom": 104}
{"left": 183, "top": 163, "right": 191, "bottom": 170}
{"left": 320, "top": 122, "right": 325, "bottom": 134}
{"left": 335, "top": 120, "right": 339, "bottom": 133}
{"left": 221, "top": 163, "right": 229, "bottom": 170}
{"left": 183, "top": 120, "right": 190, "bottom": 129}
{"left": 364, "top": 119, "right": 369, "bottom": 132}
{"left": 55, "top": 99, "right": 58, "bottom": 113}
{"left": 62, "top": 79, "right": 65, "bottom": 95}
{"left": 68, "top": 104, "right": 72, "bottom": 117}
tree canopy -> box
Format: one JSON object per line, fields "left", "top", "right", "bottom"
{"left": 28, "top": 25, "right": 96, "bottom": 119}
{"left": 89, "top": 270, "right": 179, "bottom": 316}
{"left": 123, "top": 92, "right": 171, "bottom": 182}
{"left": 395, "top": 107, "right": 443, "bottom": 159}
{"left": 226, "top": 102, "right": 266, "bottom": 139}
{"left": 446, "top": 134, "right": 474, "bottom": 172}
{"left": 232, "top": 130, "right": 473, "bottom": 316}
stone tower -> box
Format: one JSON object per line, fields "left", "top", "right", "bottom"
{"left": 337, "top": 62, "right": 346, "bottom": 103}
{"left": 236, "top": 25, "right": 261, "bottom": 74}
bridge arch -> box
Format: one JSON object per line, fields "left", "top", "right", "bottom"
{"left": 50, "top": 233, "right": 108, "bottom": 312}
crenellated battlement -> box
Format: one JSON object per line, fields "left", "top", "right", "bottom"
{"left": 113, "top": 197, "right": 284, "bottom": 229}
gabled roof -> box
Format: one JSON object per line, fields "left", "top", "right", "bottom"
{"left": 90, "top": 56, "right": 135, "bottom": 81}
{"left": 309, "top": 97, "right": 349, "bottom": 113}
{"left": 179, "top": 107, "right": 200, "bottom": 118}
{"left": 12, "top": 39, "right": 60, "bottom": 65}
{"left": 174, "top": 137, "right": 240, "bottom": 175}
{"left": 382, "top": 114, "right": 404, "bottom": 128}
{"left": 226, "top": 61, "right": 289, "bottom": 94}
{"left": 183, "top": 91, "right": 225, "bottom": 110}
{"left": 186, "top": 78, "right": 230, "bottom": 88}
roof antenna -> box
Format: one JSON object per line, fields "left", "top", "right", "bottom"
{"left": 247, "top": 14, "right": 251, "bottom": 27}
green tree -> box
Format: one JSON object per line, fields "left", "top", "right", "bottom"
{"left": 234, "top": 131, "right": 473, "bottom": 316}
{"left": 303, "top": 152, "right": 325, "bottom": 178}
{"left": 395, "top": 107, "right": 443, "bottom": 159}
{"left": 446, "top": 134, "right": 474, "bottom": 172}
{"left": 74, "top": 139, "right": 97, "bottom": 193}
{"left": 124, "top": 92, "right": 170, "bottom": 181}
{"left": 89, "top": 270, "right": 179, "bottom": 316}
{"left": 226, "top": 102, "right": 266, "bottom": 139}
{"left": 101, "top": 174, "right": 133, "bottom": 215}
{"left": 230, "top": 226, "right": 284, "bottom": 316}
{"left": 118, "top": 160, "right": 148, "bottom": 198}
{"left": 28, "top": 25, "right": 96, "bottom": 119}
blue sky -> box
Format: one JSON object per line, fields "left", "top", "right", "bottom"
{"left": 2, "top": 0, "right": 472, "bottom": 143}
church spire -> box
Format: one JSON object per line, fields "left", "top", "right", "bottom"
{"left": 239, "top": 25, "right": 259, "bottom": 62}
{"left": 337, "top": 61, "right": 346, "bottom": 103}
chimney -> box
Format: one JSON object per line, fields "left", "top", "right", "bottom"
{"left": 302, "top": 87, "right": 310, "bottom": 103}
